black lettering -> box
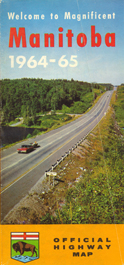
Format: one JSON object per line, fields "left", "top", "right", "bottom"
{"left": 78, "top": 245, "right": 83, "bottom": 249}
{"left": 97, "top": 245, "right": 103, "bottom": 249}
{"left": 73, "top": 252, "right": 79, "bottom": 257}
{"left": 63, "top": 238, "right": 67, "bottom": 242}
{"left": 81, "top": 252, "right": 86, "bottom": 257}
{"left": 84, "top": 238, "right": 89, "bottom": 242}
{"left": 106, "top": 238, "right": 111, "bottom": 242}
{"left": 87, "top": 245, "right": 95, "bottom": 249}
{"left": 70, "top": 238, "right": 75, "bottom": 242}
{"left": 54, "top": 238, "right": 59, "bottom": 242}
{"left": 69, "top": 245, "right": 74, "bottom": 250}
{"left": 54, "top": 245, "right": 59, "bottom": 249}
{"left": 97, "top": 238, "right": 103, "bottom": 242}
{"left": 88, "top": 252, "right": 93, "bottom": 256}
{"left": 106, "top": 245, "right": 111, "bottom": 249}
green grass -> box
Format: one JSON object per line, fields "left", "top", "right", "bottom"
{"left": 8, "top": 118, "right": 20, "bottom": 126}
{"left": 113, "top": 85, "right": 124, "bottom": 128}
{"left": 21, "top": 114, "right": 73, "bottom": 130}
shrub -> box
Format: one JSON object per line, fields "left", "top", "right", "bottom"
{"left": 26, "top": 133, "right": 32, "bottom": 139}
{"left": 32, "top": 129, "right": 40, "bottom": 136}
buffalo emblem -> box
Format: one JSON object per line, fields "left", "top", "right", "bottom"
{"left": 13, "top": 241, "right": 37, "bottom": 257}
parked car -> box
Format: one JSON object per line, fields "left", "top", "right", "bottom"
{"left": 17, "top": 144, "right": 34, "bottom": 153}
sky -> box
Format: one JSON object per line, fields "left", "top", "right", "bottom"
{"left": 1, "top": 0, "right": 124, "bottom": 85}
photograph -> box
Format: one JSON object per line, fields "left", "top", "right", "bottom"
{"left": 0, "top": 0, "right": 124, "bottom": 264}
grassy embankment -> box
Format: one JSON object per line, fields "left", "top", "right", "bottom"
{"left": 113, "top": 85, "right": 124, "bottom": 128}
{"left": 39, "top": 87, "right": 124, "bottom": 224}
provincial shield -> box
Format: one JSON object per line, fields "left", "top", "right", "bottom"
{"left": 11, "top": 232, "right": 39, "bottom": 263}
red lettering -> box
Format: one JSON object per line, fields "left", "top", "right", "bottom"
{"left": 29, "top": 34, "right": 40, "bottom": 47}
{"left": 9, "top": 27, "right": 27, "bottom": 47}
{"left": 105, "top": 33, "right": 115, "bottom": 47}
{"left": 77, "top": 33, "right": 87, "bottom": 47}
{"left": 58, "top": 27, "right": 63, "bottom": 47}
{"left": 91, "top": 26, "right": 101, "bottom": 47}
{"left": 66, "top": 29, "right": 74, "bottom": 47}
{"left": 44, "top": 33, "right": 54, "bottom": 47}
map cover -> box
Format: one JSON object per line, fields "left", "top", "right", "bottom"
{"left": 0, "top": 0, "right": 124, "bottom": 264}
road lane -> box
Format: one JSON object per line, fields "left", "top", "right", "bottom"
{"left": 1, "top": 90, "right": 113, "bottom": 220}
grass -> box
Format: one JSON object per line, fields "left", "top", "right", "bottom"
{"left": 113, "top": 85, "right": 124, "bottom": 128}
{"left": 8, "top": 118, "right": 20, "bottom": 125}
{"left": 19, "top": 113, "right": 76, "bottom": 130}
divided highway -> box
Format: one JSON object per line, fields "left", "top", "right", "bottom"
{"left": 1, "top": 90, "right": 113, "bottom": 220}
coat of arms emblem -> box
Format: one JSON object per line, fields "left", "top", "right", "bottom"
{"left": 11, "top": 232, "right": 39, "bottom": 263}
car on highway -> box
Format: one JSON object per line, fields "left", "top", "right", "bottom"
{"left": 17, "top": 144, "right": 34, "bottom": 153}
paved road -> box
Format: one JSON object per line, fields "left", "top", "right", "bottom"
{"left": 1, "top": 90, "right": 113, "bottom": 220}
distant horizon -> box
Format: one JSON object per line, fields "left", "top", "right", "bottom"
{"left": 0, "top": 77, "right": 121, "bottom": 87}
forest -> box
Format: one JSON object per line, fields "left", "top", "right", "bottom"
{"left": 1, "top": 78, "right": 113, "bottom": 126}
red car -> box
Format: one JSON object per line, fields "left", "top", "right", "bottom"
{"left": 17, "top": 144, "right": 34, "bottom": 153}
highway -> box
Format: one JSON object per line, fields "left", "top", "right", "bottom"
{"left": 1, "top": 90, "right": 113, "bottom": 220}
